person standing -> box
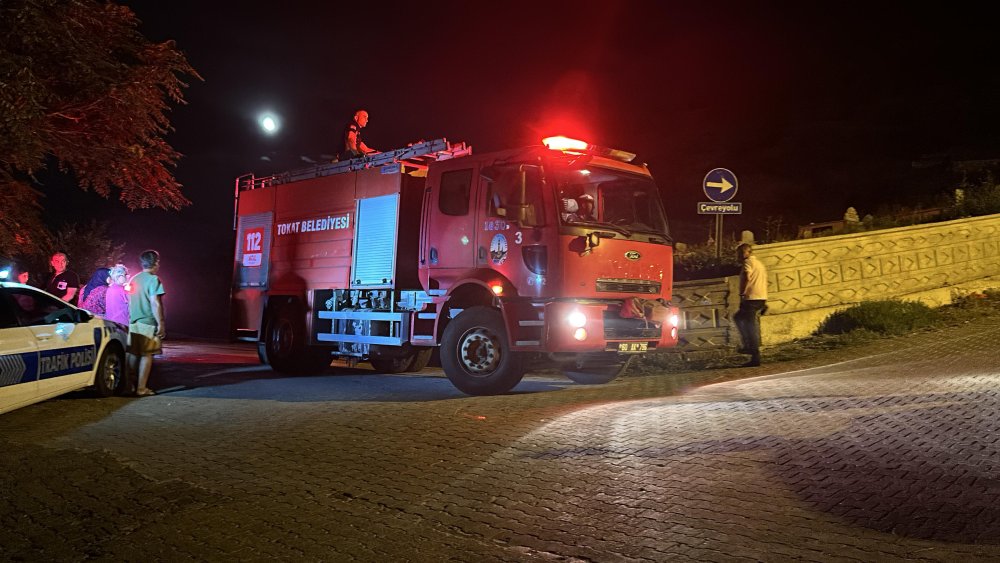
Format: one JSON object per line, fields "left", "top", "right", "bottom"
{"left": 566, "top": 194, "right": 596, "bottom": 222}
{"left": 104, "top": 264, "right": 130, "bottom": 326}
{"left": 79, "top": 267, "right": 112, "bottom": 316}
{"left": 340, "top": 109, "right": 377, "bottom": 160}
{"left": 45, "top": 252, "right": 80, "bottom": 305}
{"left": 734, "top": 243, "right": 768, "bottom": 367}
{"left": 128, "top": 250, "right": 166, "bottom": 397}
{"left": 9, "top": 261, "right": 30, "bottom": 285}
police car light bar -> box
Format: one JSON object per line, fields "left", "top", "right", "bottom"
{"left": 0, "top": 267, "right": 9, "bottom": 280}
{"left": 541, "top": 136, "right": 637, "bottom": 163}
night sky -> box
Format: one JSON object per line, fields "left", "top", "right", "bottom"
{"left": 43, "top": 1, "right": 1000, "bottom": 338}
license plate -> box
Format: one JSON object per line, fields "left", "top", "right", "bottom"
{"left": 616, "top": 342, "right": 648, "bottom": 353}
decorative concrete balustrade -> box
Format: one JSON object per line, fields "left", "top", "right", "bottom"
{"left": 671, "top": 213, "right": 1000, "bottom": 352}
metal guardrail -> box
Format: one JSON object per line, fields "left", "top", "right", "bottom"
{"left": 236, "top": 138, "right": 471, "bottom": 192}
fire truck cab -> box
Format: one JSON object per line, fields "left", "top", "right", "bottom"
{"left": 231, "top": 137, "right": 679, "bottom": 395}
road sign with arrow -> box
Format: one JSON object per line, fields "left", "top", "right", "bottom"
{"left": 703, "top": 168, "right": 738, "bottom": 202}
{"left": 699, "top": 168, "right": 741, "bottom": 258}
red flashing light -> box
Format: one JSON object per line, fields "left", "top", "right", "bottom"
{"left": 543, "top": 136, "right": 638, "bottom": 162}
{"left": 542, "top": 136, "right": 589, "bottom": 152}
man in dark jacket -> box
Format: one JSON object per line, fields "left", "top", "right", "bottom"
{"left": 341, "top": 109, "right": 377, "bottom": 160}
{"left": 45, "top": 252, "right": 80, "bottom": 305}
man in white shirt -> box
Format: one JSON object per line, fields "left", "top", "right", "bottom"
{"left": 734, "top": 243, "right": 768, "bottom": 366}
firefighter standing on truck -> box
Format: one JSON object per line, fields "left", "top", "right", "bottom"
{"left": 341, "top": 109, "right": 377, "bottom": 160}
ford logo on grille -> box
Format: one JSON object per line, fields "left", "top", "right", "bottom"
{"left": 624, "top": 250, "right": 641, "bottom": 261}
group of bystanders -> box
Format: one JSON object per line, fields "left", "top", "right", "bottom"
{"left": 18, "top": 250, "right": 167, "bottom": 397}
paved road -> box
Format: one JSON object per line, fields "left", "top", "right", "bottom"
{"left": 2, "top": 318, "right": 1000, "bottom": 562}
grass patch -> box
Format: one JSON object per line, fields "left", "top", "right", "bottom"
{"left": 937, "top": 289, "right": 1000, "bottom": 324}
{"left": 818, "top": 300, "right": 938, "bottom": 336}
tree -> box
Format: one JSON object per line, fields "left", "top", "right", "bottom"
{"left": 0, "top": 0, "right": 201, "bottom": 256}
{"left": 51, "top": 220, "right": 127, "bottom": 278}
{"left": 0, "top": 182, "right": 48, "bottom": 259}
{"left": 13, "top": 220, "right": 125, "bottom": 286}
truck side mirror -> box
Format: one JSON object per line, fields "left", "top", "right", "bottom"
{"left": 578, "top": 232, "right": 601, "bottom": 256}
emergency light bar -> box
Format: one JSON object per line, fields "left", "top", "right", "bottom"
{"left": 0, "top": 267, "right": 9, "bottom": 280}
{"left": 542, "top": 136, "right": 637, "bottom": 163}
{"left": 543, "top": 136, "right": 588, "bottom": 151}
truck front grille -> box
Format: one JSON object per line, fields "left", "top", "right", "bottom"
{"left": 603, "top": 311, "right": 662, "bottom": 340}
{"left": 596, "top": 278, "right": 661, "bottom": 294}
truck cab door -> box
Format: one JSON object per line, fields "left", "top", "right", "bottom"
{"left": 421, "top": 164, "right": 479, "bottom": 282}
{"left": 475, "top": 164, "right": 548, "bottom": 289}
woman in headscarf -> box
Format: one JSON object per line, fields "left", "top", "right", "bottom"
{"left": 80, "top": 267, "right": 112, "bottom": 316}
{"left": 104, "top": 264, "right": 130, "bottom": 325}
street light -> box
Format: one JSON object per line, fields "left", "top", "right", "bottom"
{"left": 258, "top": 113, "right": 280, "bottom": 135}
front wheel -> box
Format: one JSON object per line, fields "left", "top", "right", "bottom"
{"left": 562, "top": 355, "right": 633, "bottom": 385}
{"left": 441, "top": 306, "right": 524, "bottom": 395}
{"left": 94, "top": 346, "right": 125, "bottom": 397}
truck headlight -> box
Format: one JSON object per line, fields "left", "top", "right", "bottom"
{"left": 567, "top": 310, "right": 587, "bottom": 328}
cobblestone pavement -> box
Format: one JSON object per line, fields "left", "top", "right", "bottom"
{"left": 2, "top": 319, "right": 1000, "bottom": 562}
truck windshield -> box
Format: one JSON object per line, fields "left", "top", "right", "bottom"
{"left": 552, "top": 166, "right": 669, "bottom": 236}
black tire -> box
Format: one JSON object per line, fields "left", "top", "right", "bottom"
{"left": 406, "top": 347, "right": 433, "bottom": 372}
{"left": 370, "top": 355, "right": 412, "bottom": 374}
{"left": 440, "top": 306, "right": 524, "bottom": 395}
{"left": 370, "top": 347, "right": 433, "bottom": 373}
{"left": 94, "top": 346, "right": 124, "bottom": 397}
{"left": 563, "top": 355, "right": 633, "bottom": 385}
{"left": 260, "top": 304, "right": 331, "bottom": 374}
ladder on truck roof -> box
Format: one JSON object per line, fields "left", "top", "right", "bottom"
{"left": 237, "top": 138, "right": 472, "bottom": 191}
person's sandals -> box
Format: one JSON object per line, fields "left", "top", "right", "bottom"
{"left": 136, "top": 388, "right": 156, "bottom": 397}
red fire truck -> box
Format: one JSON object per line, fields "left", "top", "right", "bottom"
{"left": 231, "top": 136, "right": 679, "bottom": 395}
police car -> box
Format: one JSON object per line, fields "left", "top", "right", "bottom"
{"left": 0, "top": 281, "right": 130, "bottom": 414}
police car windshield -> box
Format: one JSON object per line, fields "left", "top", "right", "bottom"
{"left": 552, "top": 166, "right": 669, "bottom": 236}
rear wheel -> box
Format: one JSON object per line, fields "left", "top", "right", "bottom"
{"left": 369, "top": 355, "right": 412, "bottom": 373}
{"left": 260, "top": 304, "right": 331, "bottom": 374}
{"left": 406, "top": 347, "right": 433, "bottom": 372}
{"left": 370, "top": 346, "right": 434, "bottom": 373}
{"left": 562, "top": 355, "right": 633, "bottom": 385}
{"left": 94, "top": 346, "right": 124, "bottom": 397}
{"left": 441, "top": 306, "right": 524, "bottom": 395}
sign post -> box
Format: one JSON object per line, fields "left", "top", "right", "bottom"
{"left": 699, "top": 168, "right": 741, "bottom": 258}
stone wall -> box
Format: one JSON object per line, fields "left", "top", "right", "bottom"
{"left": 668, "top": 213, "right": 1000, "bottom": 353}
{"left": 755, "top": 213, "right": 1000, "bottom": 344}
{"left": 672, "top": 276, "right": 738, "bottom": 354}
